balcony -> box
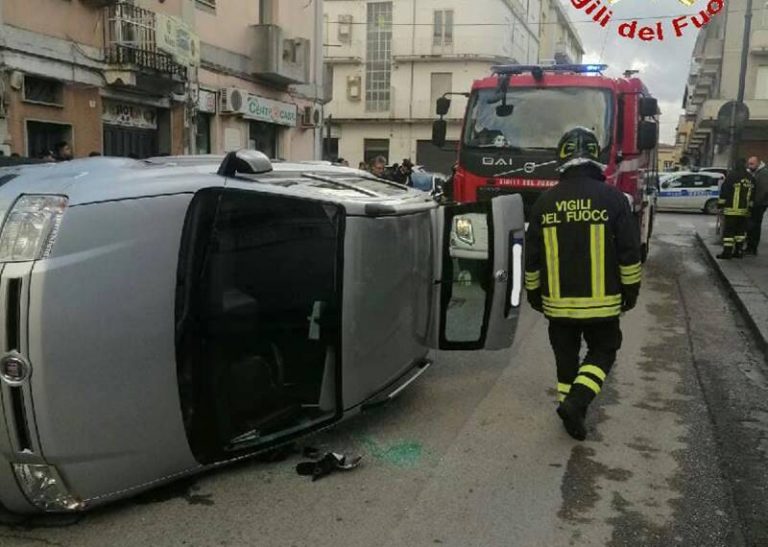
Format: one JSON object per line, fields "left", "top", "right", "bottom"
{"left": 82, "top": 0, "right": 117, "bottom": 7}
{"left": 104, "top": 2, "right": 187, "bottom": 92}
{"left": 251, "top": 25, "right": 310, "bottom": 86}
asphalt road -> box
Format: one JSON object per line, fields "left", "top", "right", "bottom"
{"left": 2, "top": 212, "right": 767, "bottom": 547}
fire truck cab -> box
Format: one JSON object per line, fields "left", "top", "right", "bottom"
{"left": 433, "top": 64, "right": 659, "bottom": 262}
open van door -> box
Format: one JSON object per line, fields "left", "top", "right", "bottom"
{"left": 430, "top": 194, "right": 525, "bottom": 350}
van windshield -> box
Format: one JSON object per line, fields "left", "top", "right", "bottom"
{"left": 463, "top": 87, "right": 613, "bottom": 152}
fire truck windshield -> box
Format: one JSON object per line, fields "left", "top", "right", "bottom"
{"left": 463, "top": 87, "right": 612, "bottom": 152}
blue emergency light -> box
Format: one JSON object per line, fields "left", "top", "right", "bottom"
{"left": 491, "top": 64, "right": 608, "bottom": 76}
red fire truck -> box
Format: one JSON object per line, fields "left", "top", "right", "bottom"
{"left": 432, "top": 64, "right": 659, "bottom": 261}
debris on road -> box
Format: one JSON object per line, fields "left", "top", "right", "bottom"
{"left": 296, "top": 452, "right": 363, "bottom": 481}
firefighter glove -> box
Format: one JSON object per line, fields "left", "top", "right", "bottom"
{"left": 527, "top": 289, "right": 543, "bottom": 313}
{"left": 621, "top": 286, "right": 639, "bottom": 312}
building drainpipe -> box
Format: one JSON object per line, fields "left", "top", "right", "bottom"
{"left": 730, "top": 0, "right": 753, "bottom": 168}
{"left": 409, "top": 0, "right": 418, "bottom": 159}
{"left": 314, "top": 0, "right": 324, "bottom": 160}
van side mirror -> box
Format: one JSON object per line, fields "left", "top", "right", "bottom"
{"left": 436, "top": 97, "right": 451, "bottom": 116}
{"left": 432, "top": 119, "right": 447, "bottom": 148}
{"left": 638, "top": 120, "right": 658, "bottom": 151}
{"left": 639, "top": 97, "right": 658, "bottom": 118}
{"left": 496, "top": 104, "right": 514, "bottom": 117}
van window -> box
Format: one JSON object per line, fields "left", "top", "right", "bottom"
{"left": 176, "top": 189, "right": 343, "bottom": 463}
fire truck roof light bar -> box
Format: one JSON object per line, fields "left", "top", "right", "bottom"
{"left": 491, "top": 64, "right": 609, "bottom": 76}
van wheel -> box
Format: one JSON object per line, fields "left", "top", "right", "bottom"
{"left": 704, "top": 199, "right": 719, "bottom": 215}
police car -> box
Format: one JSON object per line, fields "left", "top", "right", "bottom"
{"left": 656, "top": 171, "right": 723, "bottom": 214}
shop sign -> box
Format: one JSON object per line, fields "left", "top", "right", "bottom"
{"left": 156, "top": 14, "right": 200, "bottom": 66}
{"left": 102, "top": 101, "right": 158, "bottom": 130}
{"left": 198, "top": 89, "right": 217, "bottom": 114}
{"left": 243, "top": 94, "right": 298, "bottom": 127}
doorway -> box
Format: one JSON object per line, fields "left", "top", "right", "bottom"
{"left": 103, "top": 125, "right": 159, "bottom": 159}
{"left": 249, "top": 121, "right": 279, "bottom": 159}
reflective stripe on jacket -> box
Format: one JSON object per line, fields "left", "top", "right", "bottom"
{"left": 525, "top": 168, "right": 641, "bottom": 322}
{"left": 718, "top": 171, "right": 754, "bottom": 217}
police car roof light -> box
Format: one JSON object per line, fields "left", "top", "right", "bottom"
{"left": 491, "top": 64, "right": 609, "bottom": 76}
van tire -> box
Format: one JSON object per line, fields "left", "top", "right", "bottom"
{"left": 704, "top": 199, "right": 719, "bottom": 215}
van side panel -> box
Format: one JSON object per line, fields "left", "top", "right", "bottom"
{"left": 341, "top": 213, "right": 433, "bottom": 409}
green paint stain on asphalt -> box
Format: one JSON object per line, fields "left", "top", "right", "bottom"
{"left": 360, "top": 437, "right": 423, "bottom": 467}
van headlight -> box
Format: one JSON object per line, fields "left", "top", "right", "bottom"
{"left": 454, "top": 217, "right": 475, "bottom": 245}
{"left": 13, "top": 463, "right": 84, "bottom": 512}
{"left": 0, "top": 195, "right": 68, "bottom": 262}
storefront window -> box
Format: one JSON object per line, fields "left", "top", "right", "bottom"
{"left": 249, "top": 121, "right": 278, "bottom": 159}
{"left": 27, "top": 121, "right": 72, "bottom": 159}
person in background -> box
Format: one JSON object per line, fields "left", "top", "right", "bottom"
{"left": 39, "top": 150, "right": 55, "bottom": 162}
{"left": 53, "top": 141, "right": 73, "bottom": 162}
{"left": 358, "top": 161, "right": 368, "bottom": 171}
{"left": 391, "top": 158, "right": 414, "bottom": 185}
{"left": 746, "top": 156, "right": 768, "bottom": 256}
{"left": 336, "top": 157, "right": 349, "bottom": 167}
{"left": 718, "top": 158, "right": 754, "bottom": 259}
{"left": 369, "top": 156, "right": 387, "bottom": 178}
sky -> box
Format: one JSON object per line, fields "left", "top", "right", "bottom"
{"left": 559, "top": 0, "right": 709, "bottom": 143}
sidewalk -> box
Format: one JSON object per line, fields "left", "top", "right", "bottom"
{"left": 695, "top": 219, "right": 768, "bottom": 360}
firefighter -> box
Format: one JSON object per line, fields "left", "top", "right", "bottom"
{"left": 718, "top": 159, "right": 755, "bottom": 259}
{"left": 525, "top": 127, "right": 642, "bottom": 441}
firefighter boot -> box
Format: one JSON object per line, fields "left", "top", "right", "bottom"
{"left": 717, "top": 248, "right": 733, "bottom": 260}
{"left": 556, "top": 398, "right": 587, "bottom": 441}
{"left": 734, "top": 241, "right": 745, "bottom": 259}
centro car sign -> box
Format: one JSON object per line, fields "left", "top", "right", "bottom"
{"left": 244, "top": 94, "right": 298, "bottom": 127}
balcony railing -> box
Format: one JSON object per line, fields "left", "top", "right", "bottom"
{"left": 105, "top": 2, "right": 186, "bottom": 80}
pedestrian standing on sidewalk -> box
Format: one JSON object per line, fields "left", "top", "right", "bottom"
{"left": 525, "top": 127, "right": 642, "bottom": 441}
{"left": 718, "top": 159, "right": 754, "bottom": 260}
{"left": 746, "top": 156, "right": 768, "bottom": 256}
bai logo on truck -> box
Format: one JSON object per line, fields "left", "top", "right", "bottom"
{"left": 570, "top": 0, "right": 725, "bottom": 40}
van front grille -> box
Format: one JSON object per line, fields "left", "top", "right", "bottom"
{"left": 9, "top": 387, "right": 31, "bottom": 452}
{"left": 6, "top": 278, "right": 21, "bottom": 351}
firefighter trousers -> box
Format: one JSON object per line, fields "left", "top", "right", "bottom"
{"left": 548, "top": 319, "right": 623, "bottom": 408}
{"left": 722, "top": 215, "right": 748, "bottom": 256}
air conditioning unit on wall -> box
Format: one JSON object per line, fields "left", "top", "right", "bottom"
{"left": 220, "top": 88, "right": 245, "bottom": 114}
{"left": 338, "top": 15, "right": 353, "bottom": 43}
{"left": 301, "top": 106, "right": 320, "bottom": 128}
{"left": 347, "top": 75, "right": 361, "bottom": 101}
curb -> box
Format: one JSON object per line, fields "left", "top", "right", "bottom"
{"left": 695, "top": 232, "right": 768, "bottom": 361}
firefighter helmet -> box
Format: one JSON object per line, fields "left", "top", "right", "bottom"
{"left": 556, "top": 127, "right": 605, "bottom": 173}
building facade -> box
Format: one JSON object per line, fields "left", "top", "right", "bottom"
{"left": 0, "top": 0, "right": 325, "bottom": 160}
{"left": 323, "top": 0, "right": 541, "bottom": 173}
{"left": 657, "top": 143, "right": 680, "bottom": 172}
{"left": 537, "top": 0, "right": 583, "bottom": 65}
{"left": 682, "top": 0, "right": 768, "bottom": 166}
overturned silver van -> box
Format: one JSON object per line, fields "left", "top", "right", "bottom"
{"left": 0, "top": 151, "right": 524, "bottom": 513}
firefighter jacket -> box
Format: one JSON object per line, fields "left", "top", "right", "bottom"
{"left": 718, "top": 171, "right": 755, "bottom": 216}
{"left": 525, "top": 169, "right": 642, "bottom": 322}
